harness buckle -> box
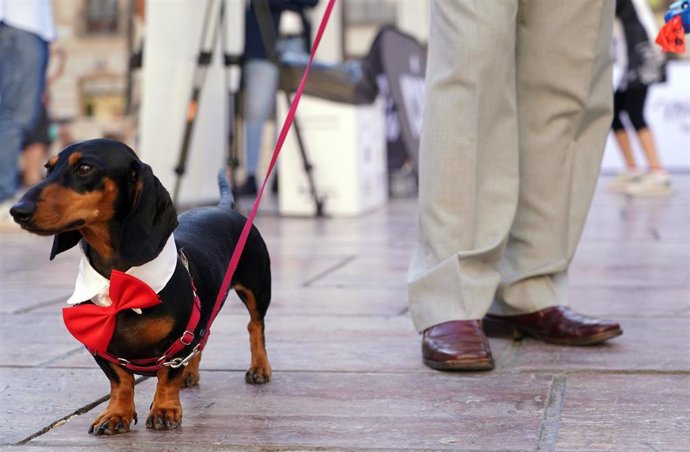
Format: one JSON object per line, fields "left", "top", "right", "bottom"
{"left": 166, "top": 357, "right": 185, "bottom": 368}
{"left": 180, "top": 330, "right": 194, "bottom": 346}
{"left": 117, "top": 357, "right": 131, "bottom": 367}
{"left": 162, "top": 344, "right": 201, "bottom": 369}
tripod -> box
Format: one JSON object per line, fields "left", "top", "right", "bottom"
{"left": 172, "top": 0, "right": 324, "bottom": 217}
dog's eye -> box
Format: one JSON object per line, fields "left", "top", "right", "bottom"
{"left": 76, "top": 164, "right": 93, "bottom": 176}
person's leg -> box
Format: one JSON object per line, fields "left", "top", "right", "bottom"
{"left": 608, "top": 90, "right": 643, "bottom": 192}
{"left": 624, "top": 86, "right": 671, "bottom": 196}
{"left": 613, "top": 130, "right": 637, "bottom": 169}
{"left": 21, "top": 104, "right": 51, "bottom": 187}
{"left": 0, "top": 25, "right": 48, "bottom": 203}
{"left": 611, "top": 91, "right": 637, "bottom": 172}
{"left": 241, "top": 59, "right": 279, "bottom": 193}
{"left": 625, "top": 86, "right": 665, "bottom": 172}
{"left": 494, "top": 0, "right": 615, "bottom": 315}
{"left": 612, "top": 91, "right": 638, "bottom": 170}
{"left": 22, "top": 142, "right": 48, "bottom": 187}
{"left": 636, "top": 128, "right": 663, "bottom": 171}
{"left": 408, "top": 0, "right": 519, "bottom": 332}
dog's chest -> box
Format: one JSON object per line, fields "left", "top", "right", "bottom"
{"left": 111, "top": 309, "right": 177, "bottom": 356}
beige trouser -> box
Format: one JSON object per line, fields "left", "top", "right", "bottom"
{"left": 408, "top": 0, "right": 615, "bottom": 332}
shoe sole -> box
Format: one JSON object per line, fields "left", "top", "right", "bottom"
{"left": 423, "top": 356, "right": 495, "bottom": 371}
{"left": 483, "top": 317, "right": 623, "bottom": 346}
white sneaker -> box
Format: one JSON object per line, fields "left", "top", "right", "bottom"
{"left": 608, "top": 170, "right": 643, "bottom": 193}
{"left": 624, "top": 172, "right": 672, "bottom": 197}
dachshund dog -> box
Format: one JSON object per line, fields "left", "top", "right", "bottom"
{"left": 10, "top": 139, "right": 272, "bottom": 435}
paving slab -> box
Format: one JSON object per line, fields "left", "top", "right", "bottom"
{"left": 0, "top": 313, "right": 81, "bottom": 367}
{"left": 309, "top": 256, "right": 414, "bottom": 289}
{"left": 585, "top": 174, "right": 687, "bottom": 236}
{"left": 265, "top": 285, "right": 409, "bottom": 316}
{"left": 568, "top": 286, "right": 690, "bottom": 318}
{"left": 0, "top": 368, "right": 112, "bottom": 446}
{"left": 0, "top": 288, "right": 68, "bottom": 315}
{"left": 1, "top": 175, "right": 689, "bottom": 450}
{"left": 556, "top": 374, "right": 690, "bottom": 451}
{"left": 45, "top": 313, "right": 515, "bottom": 374}
{"left": 569, "top": 243, "right": 689, "bottom": 289}
{"left": 505, "top": 318, "right": 690, "bottom": 373}
{"left": 0, "top": 257, "right": 79, "bottom": 293}
{"left": 268, "top": 255, "right": 357, "bottom": 288}
{"left": 26, "top": 371, "right": 553, "bottom": 451}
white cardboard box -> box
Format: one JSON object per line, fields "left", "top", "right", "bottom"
{"left": 277, "top": 95, "right": 388, "bottom": 216}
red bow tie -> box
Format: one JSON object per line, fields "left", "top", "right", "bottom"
{"left": 62, "top": 270, "right": 161, "bottom": 354}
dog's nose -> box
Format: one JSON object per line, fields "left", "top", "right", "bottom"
{"left": 9, "top": 200, "right": 36, "bottom": 224}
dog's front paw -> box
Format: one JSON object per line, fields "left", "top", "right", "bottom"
{"left": 245, "top": 366, "right": 271, "bottom": 384}
{"left": 146, "top": 402, "right": 182, "bottom": 430}
{"left": 88, "top": 409, "right": 138, "bottom": 435}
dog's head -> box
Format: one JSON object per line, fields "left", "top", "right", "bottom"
{"left": 10, "top": 139, "right": 178, "bottom": 266}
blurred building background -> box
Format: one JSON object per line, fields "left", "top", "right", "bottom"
{"left": 49, "top": 0, "right": 685, "bottom": 138}
{"left": 47, "top": 0, "right": 431, "bottom": 149}
{"left": 49, "top": 0, "right": 133, "bottom": 144}
{"left": 45, "top": 0, "right": 687, "bottom": 206}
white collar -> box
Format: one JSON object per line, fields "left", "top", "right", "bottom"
{"left": 66, "top": 234, "right": 178, "bottom": 313}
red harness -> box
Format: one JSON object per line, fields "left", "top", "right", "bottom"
{"left": 93, "top": 294, "right": 205, "bottom": 373}
{"left": 62, "top": 261, "right": 206, "bottom": 374}
{"left": 61, "top": 0, "right": 336, "bottom": 374}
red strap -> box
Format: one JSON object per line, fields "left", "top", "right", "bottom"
{"left": 208, "top": 0, "right": 336, "bottom": 328}
{"left": 92, "top": 290, "right": 202, "bottom": 373}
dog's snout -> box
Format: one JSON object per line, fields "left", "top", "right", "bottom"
{"left": 9, "top": 200, "right": 37, "bottom": 224}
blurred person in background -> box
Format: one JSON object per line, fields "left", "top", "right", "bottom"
{"left": 0, "top": 0, "right": 55, "bottom": 225}
{"left": 236, "top": 0, "right": 318, "bottom": 196}
{"left": 609, "top": 0, "right": 671, "bottom": 197}
{"left": 21, "top": 44, "right": 66, "bottom": 188}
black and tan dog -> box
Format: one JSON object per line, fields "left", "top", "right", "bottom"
{"left": 10, "top": 139, "right": 272, "bottom": 434}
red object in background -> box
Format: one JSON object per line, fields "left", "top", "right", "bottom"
{"left": 656, "top": 15, "right": 686, "bottom": 53}
{"left": 62, "top": 271, "right": 161, "bottom": 354}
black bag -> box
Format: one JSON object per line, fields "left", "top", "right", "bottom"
{"left": 280, "top": 53, "right": 379, "bottom": 105}
{"left": 365, "top": 26, "right": 427, "bottom": 169}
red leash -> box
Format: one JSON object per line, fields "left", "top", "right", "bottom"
{"left": 64, "top": 0, "right": 336, "bottom": 374}
{"left": 204, "top": 0, "right": 337, "bottom": 342}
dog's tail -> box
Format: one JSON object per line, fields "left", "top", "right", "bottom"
{"left": 217, "top": 170, "right": 234, "bottom": 210}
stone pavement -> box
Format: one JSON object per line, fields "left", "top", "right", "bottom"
{"left": 0, "top": 175, "right": 688, "bottom": 451}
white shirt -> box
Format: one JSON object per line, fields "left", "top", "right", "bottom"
{"left": 0, "top": 0, "right": 56, "bottom": 42}
{"left": 67, "top": 234, "right": 178, "bottom": 314}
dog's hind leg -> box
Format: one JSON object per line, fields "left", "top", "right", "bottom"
{"left": 233, "top": 284, "right": 272, "bottom": 384}
{"left": 181, "top": 351, "right": 202, "bottom": 388}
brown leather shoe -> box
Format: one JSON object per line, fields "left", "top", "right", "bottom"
{"left": 422, "top": 320, "right": 494, "bottom": 371}
{"left": 483, "top": 306, "right": 622, "bottom": 346}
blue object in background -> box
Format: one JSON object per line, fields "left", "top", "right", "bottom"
{"left": 664, "top": 0, "right": 690, "bottom": 33}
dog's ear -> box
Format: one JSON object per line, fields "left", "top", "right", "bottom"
{"left": 50, "top": 230, "right": 82, "bottom": 260}
{"left": 119, "top": 161, "right": 178, "bottom": 266}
